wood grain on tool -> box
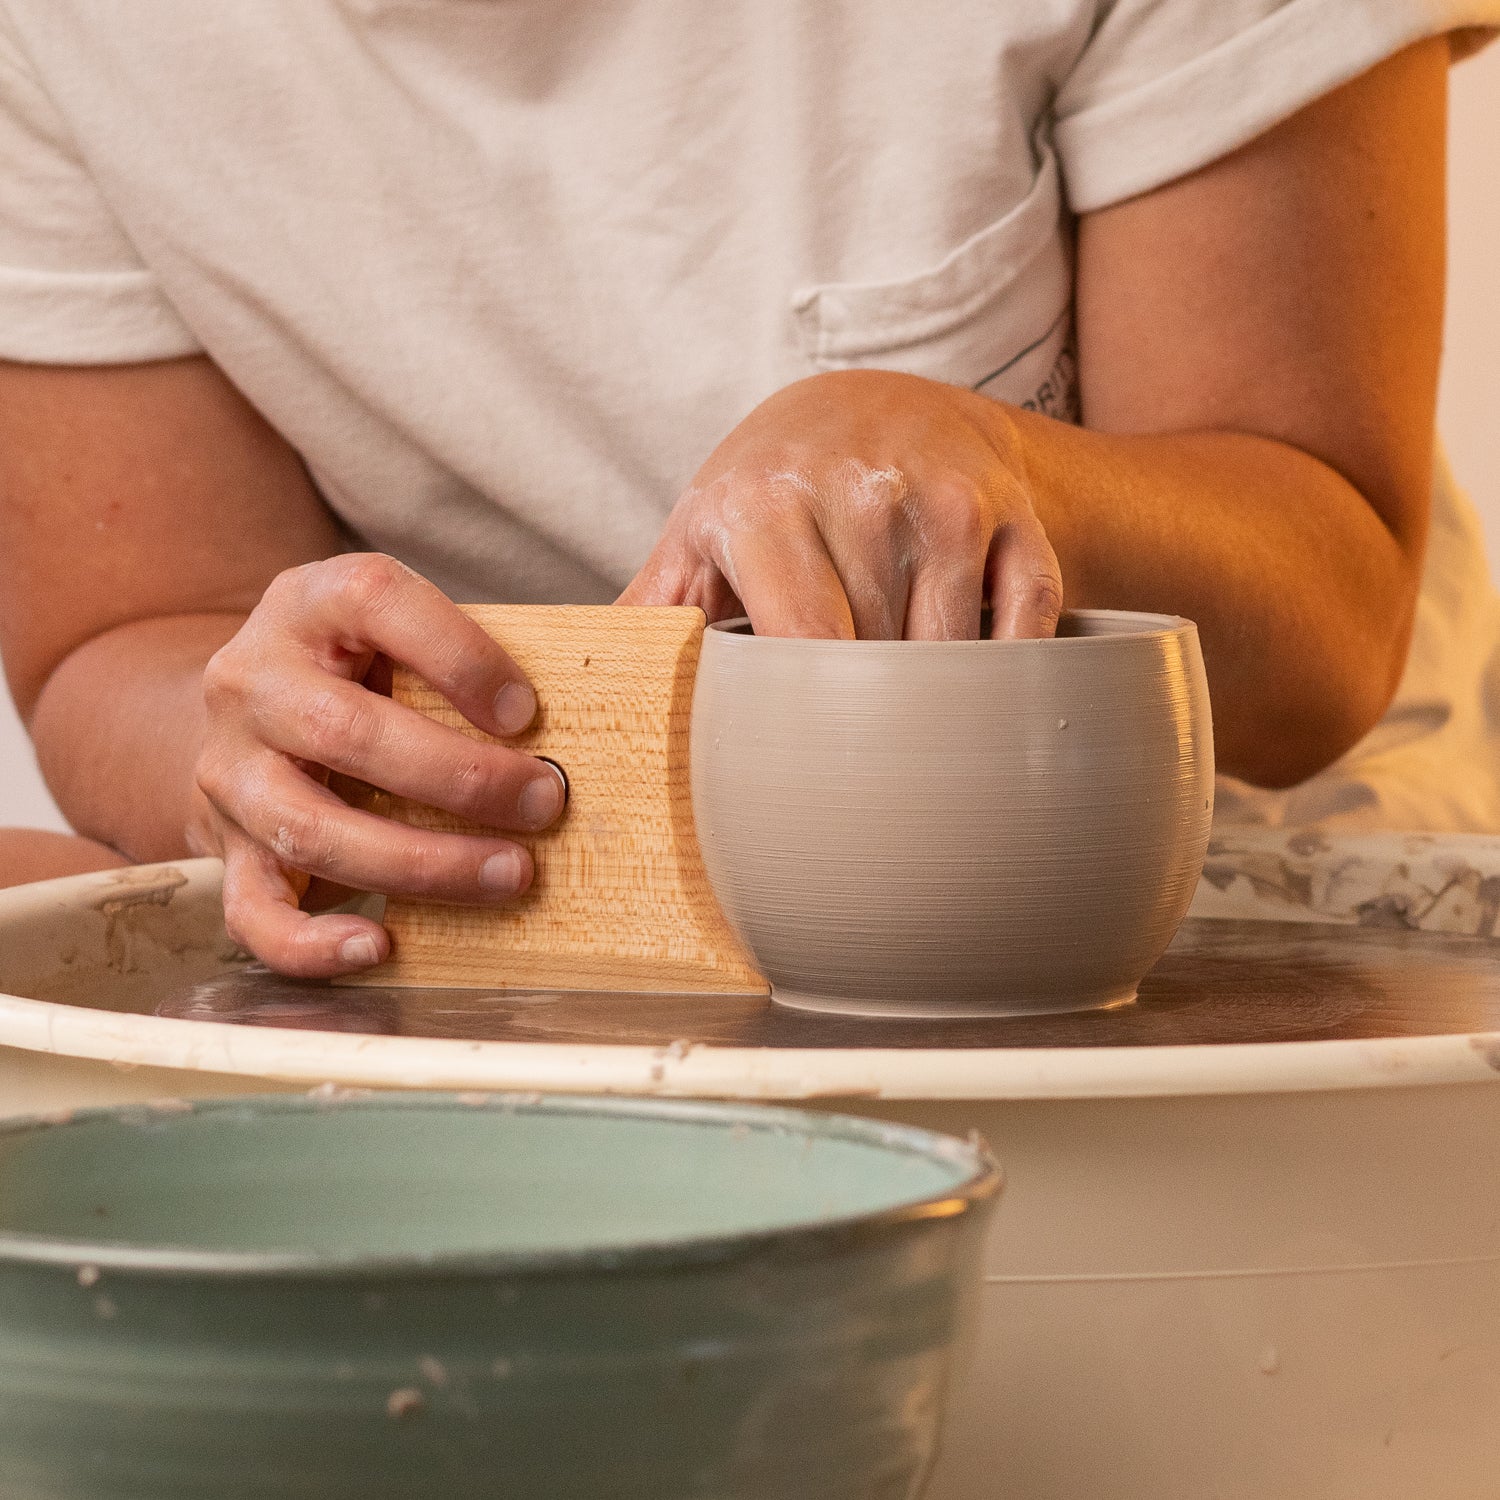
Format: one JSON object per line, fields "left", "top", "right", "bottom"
{"left": 344, "top": 605, "right": 768, "bottom": 993}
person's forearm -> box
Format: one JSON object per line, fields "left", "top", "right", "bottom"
{"left": 28, "top": 613, "right": 247, "bottom": 862}
{"left": 1010, "top": 407, "right": 1424, "bottom": 788}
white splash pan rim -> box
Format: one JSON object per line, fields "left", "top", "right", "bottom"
{"left": 2, "top": 859, "right": 1499, "bottom": 1103}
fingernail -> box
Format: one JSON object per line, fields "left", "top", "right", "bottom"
{"left": 517, "top": 764, "right": 566, "bottom": 828}
{"left": 338, "top": 933, "right": 382, "bottom": 967}
{"left": 494, "top": 682, "right": 537, "bottom": 736}
{"left": 479, "top": 847, "right": 527, "bottom": 894}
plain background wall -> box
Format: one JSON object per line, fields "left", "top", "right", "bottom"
{"left": 1442, "top": 41, "right": 1500, "bottom": 565}
{"left": 2, "top": 44, "right": 1499, "bottom": 837}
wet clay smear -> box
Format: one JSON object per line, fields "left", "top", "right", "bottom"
{"left": 154, "top": 919, "right": 1500, "bottom": 1051}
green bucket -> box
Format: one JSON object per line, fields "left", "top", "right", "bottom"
{"left": 0, "top": 1091, "right": 998, "bottom": 1499}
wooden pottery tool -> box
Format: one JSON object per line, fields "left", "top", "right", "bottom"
{"left": 345, "top": 605, "right": 767, "bottom": 994}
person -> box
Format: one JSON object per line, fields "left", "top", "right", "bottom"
{"left": 0, "top": 3, "right": 1496, "bottom": 975}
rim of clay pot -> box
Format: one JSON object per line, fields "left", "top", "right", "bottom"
{"left": 0, "top": 1091, "right": 1000, "bottom": 1281}
{"left": 705, "top": 607, "right": 1193, "bottom": 642}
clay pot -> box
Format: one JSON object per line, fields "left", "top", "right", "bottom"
{"left": 690, "top": 610, "right": 1213, "bottom": 1016}
{"left": 0, "top": 1092, "right": 996, "bottom": 1500}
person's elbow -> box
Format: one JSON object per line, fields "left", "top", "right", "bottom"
{"left": 1230, "top": 588, "right": 1417, "bottom": 791}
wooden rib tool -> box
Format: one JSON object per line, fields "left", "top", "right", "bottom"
{"left": 343, "top": 605, "right": 768, "bottom": 994}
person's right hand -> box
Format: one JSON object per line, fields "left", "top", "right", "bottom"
{"left": 191, "top": 553, "right": 566, "bottom": 978}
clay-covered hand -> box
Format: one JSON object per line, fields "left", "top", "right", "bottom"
{"left": 192, "top": 554, "right": 566, "bottom": 978}
{"left": 620, "top": 369, "right": 1063, "bottom": 640}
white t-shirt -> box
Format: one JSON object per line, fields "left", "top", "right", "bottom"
{"left": 1, "top": 0, "right": 1497, "bottom": 830}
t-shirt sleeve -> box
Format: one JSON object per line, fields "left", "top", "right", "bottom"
{"left": 0, "top": 19, "right": 200, "bottom": 363}
{"left": 1055, "top": 0, "right": 1500, "bottom": 212}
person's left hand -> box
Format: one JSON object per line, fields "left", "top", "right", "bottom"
{"left": 619, "top": 369, "right": 1064, "bottom": 640}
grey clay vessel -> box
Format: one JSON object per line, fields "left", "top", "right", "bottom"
{"left": 690, "top": 610, "right": 1215, "bottom": 1016}
{"left": 0, "top": 1091, "right": 997, "bottom": 1500}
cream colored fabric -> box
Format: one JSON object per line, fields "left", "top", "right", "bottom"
{"left": 0, "top": 0, "right": 1496, "bottom": 830}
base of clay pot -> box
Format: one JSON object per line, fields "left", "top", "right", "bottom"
{"left": 768, "top": 987, "right": 1140, "bottom": 1020}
